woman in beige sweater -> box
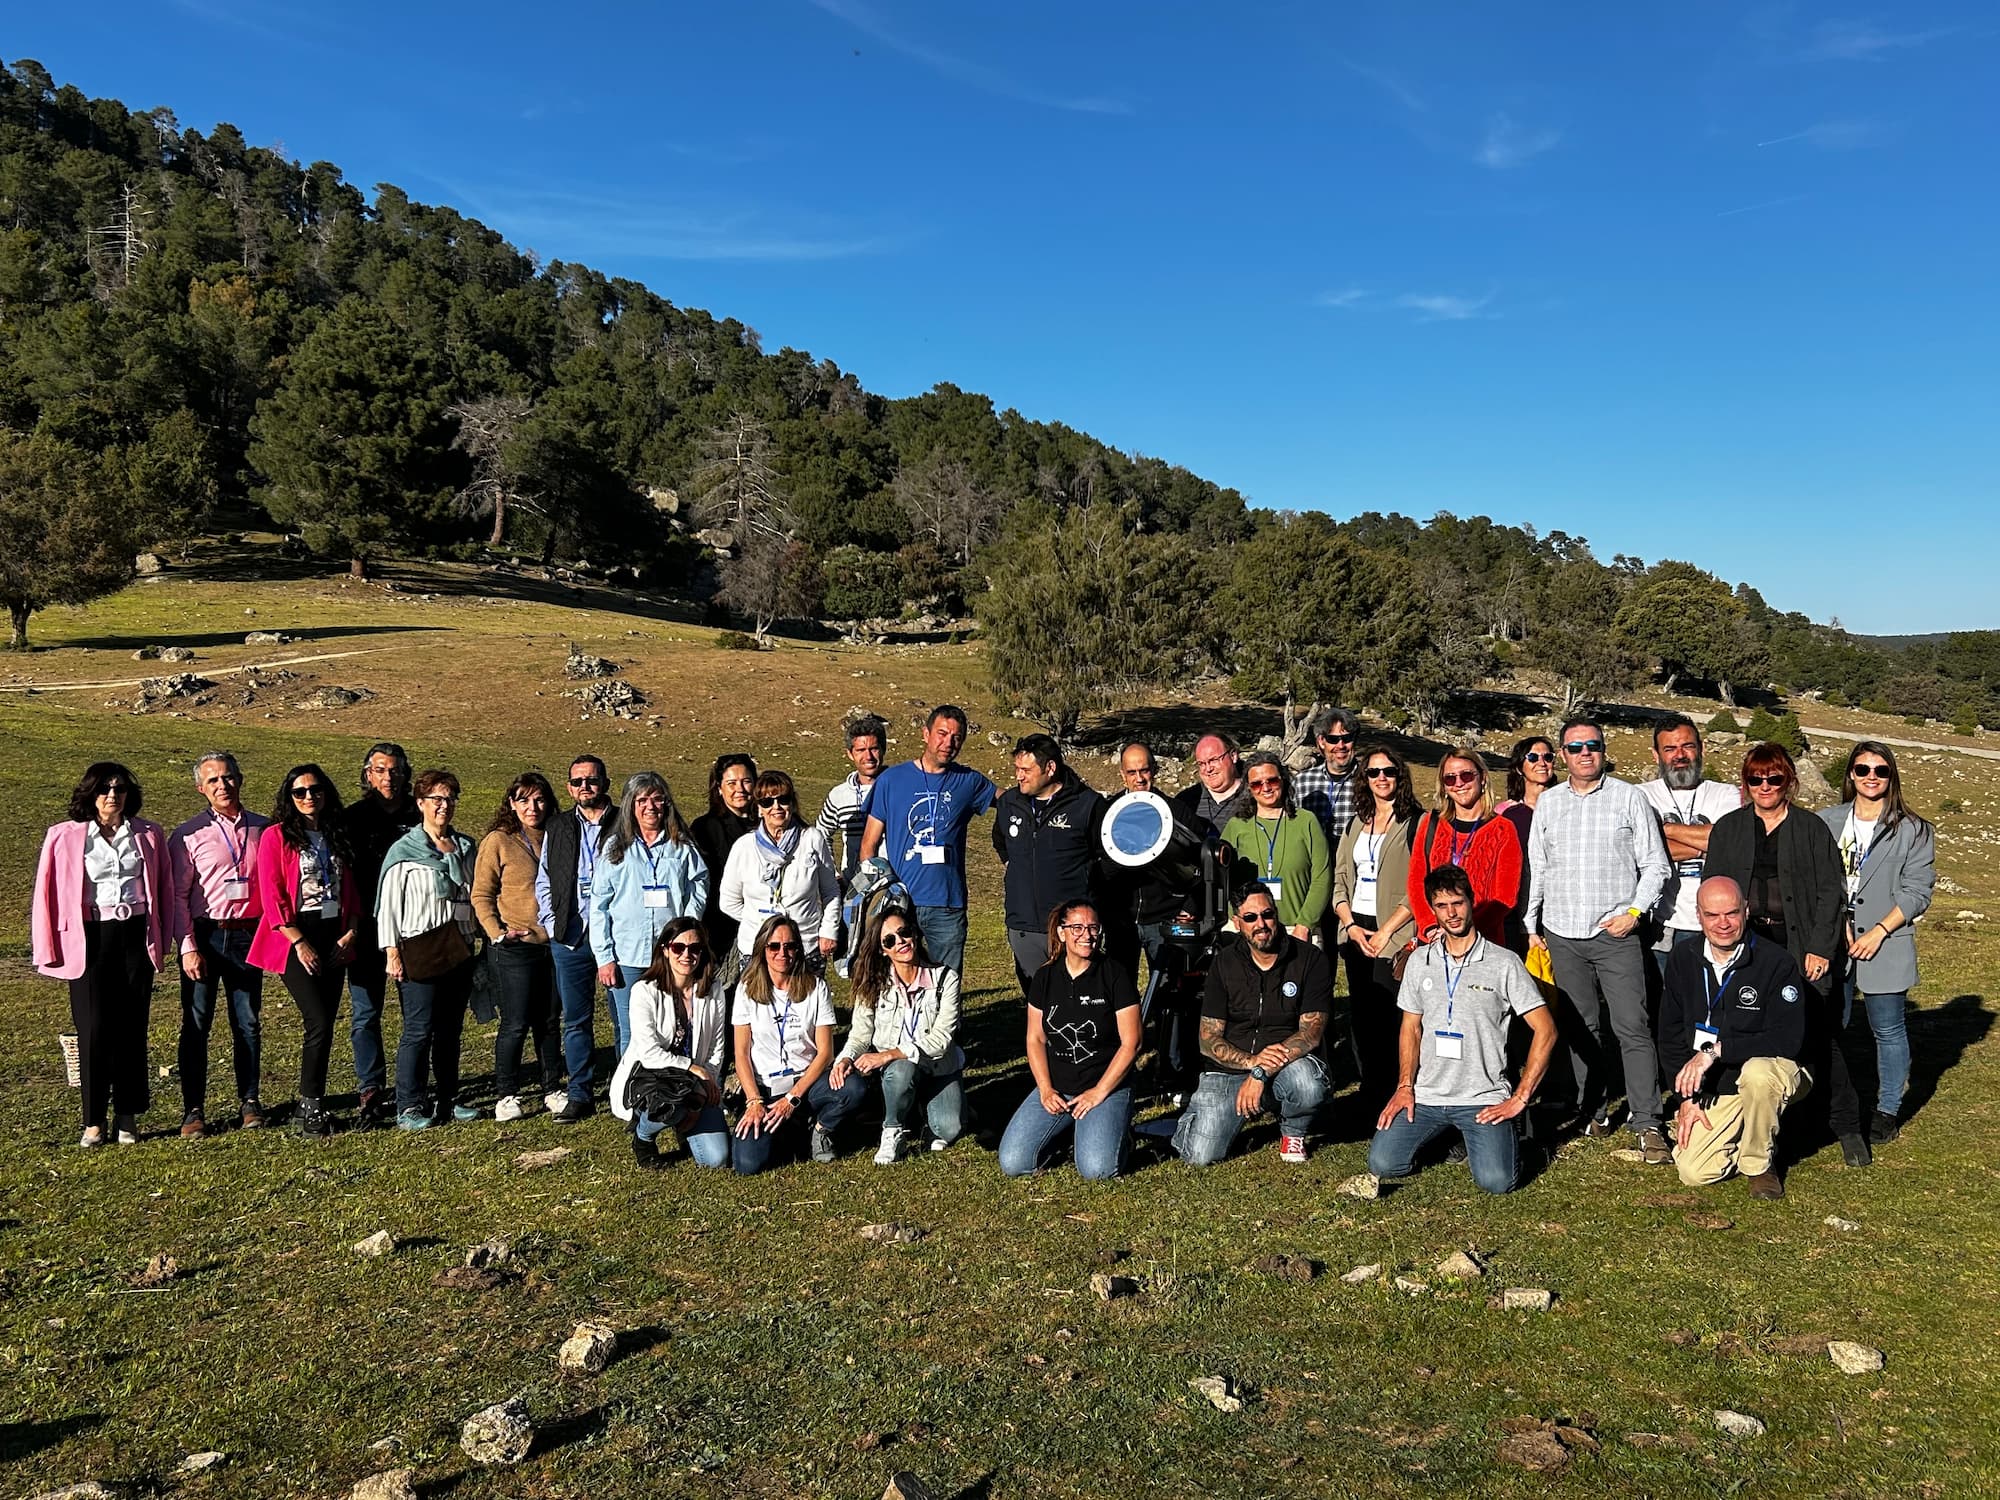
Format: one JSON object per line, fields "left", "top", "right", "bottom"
{"left": 473, "top": 772, "right": 561, "bottom": 1121}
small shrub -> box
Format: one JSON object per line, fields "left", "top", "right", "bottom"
{"left": 1824, "top": 689, "right": 1848, "bottom": 708}
{"left": 1938, "top": 797, "right": 1965, "bottom": 816}
{"left": 1707, "top": 710, "right": 1742, "bottom": 735}
{"left": 1861, "top": 698, "right": 1890, "bottom": 716}
{"left": 1744, "top": 708, "right": 1806, "bottom": 756}
{"left": 1904, "top": 714, "right": 1928, "bottom": 728}
{"left": 1953, "top": 704, "right": 1980, "bottom": 736}
{"left": 714, "top": 630, "right": 760, "bottom": 652}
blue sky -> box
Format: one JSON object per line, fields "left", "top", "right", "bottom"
{"left": 12, "top": 2, "right": 1995, "bottom": 632}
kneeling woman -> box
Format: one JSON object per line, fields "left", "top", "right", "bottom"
{"left": 832, "top": 909, "right": 967, "bottom": 1165}
{"left": 730, "top": 914, "right": 864, "bottom": 1174}
{"left": 998, "top": 901, "right": 1142, "bottom": 1180}
{"left": 610, "top": 917, "right": 731, "bottom": 1170}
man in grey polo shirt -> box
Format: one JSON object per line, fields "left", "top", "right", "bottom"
{"left": 1370, "top": 865, "right": 1557, "bottom": 1194}
{"left": 1525, "top": 715, "right": 1673, "bottom": 1160}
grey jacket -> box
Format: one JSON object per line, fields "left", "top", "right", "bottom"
{"left": 1817, "top": 805, "right": 1936, "bottom": 994}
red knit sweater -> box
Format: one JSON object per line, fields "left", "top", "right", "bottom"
{"left": 1406, "top": 813, "right": 1524, "bottom": 945}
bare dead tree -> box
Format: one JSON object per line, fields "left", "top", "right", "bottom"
{"left": 896, "top": 452, "right": 994, "bottom": 564}
{"left": 87, "top": 182, "right": 151, "bottom": 296}
{"left": 684, "top": 411, "right": 791, "bottom": 545}
{"left": 449, "top": 394, "right": 539, "bottom": 547}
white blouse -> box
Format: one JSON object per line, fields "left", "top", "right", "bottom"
{"left": 83, "top": 822, "right": 145, "bottom": 908}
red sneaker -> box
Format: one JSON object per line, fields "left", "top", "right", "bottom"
{"left": 1278, "top": 1134, "right": 1308, "bottom": 1164}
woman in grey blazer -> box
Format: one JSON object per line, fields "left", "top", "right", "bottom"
{"left": 1819, "top": 743, "right": 1936, "bottom": 1143}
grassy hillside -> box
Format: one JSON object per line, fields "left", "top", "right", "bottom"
{"left": 2, "top": 559, "right": 1995, "bottom": 1499}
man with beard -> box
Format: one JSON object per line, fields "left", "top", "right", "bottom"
{"left": 993, "top": 734, "right": 1106, "bottom": 993}
{"left": 1188, "top": 732, "right": 1247, "bottom": 837}
{"left": 1637, "top": 716, "right": 1743, "bottom": 980}
{"left": 535, "top": 754, "right": 615, "bottom": 1121}
{"left": 1292, "top": 707, "right": 1364, "bottom": 849}
{"left": 346, "top": 742, "right": 417, "bottom": 1126}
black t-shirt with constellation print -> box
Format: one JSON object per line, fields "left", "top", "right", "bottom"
{"left": 1027, "top": 955, "right": 1139, "bottom": 1097}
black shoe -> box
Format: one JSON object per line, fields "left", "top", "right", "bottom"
{"left": 296, "top": 1098, "right": 333, "bottom": 1138}
{"left": 1444, "top": 1140, "right": 1469, "bottom": 1165}
{"left": 555, "top": 1097, "right": 596, "bottom": 1124}
{"left": 1839, "top": 1133, "right": 1873, "bottom": 1168}
{"left": 631, "top": 1132, "right": 664, "bottom": 1170}
{"left": 1870, "top": 1110, "right": 1901, "bottom": 1144}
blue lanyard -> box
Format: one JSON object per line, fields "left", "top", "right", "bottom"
{"left": 639, "top": 835, "right": 668, "bottom": 888}
{"left": 1448, "top": 819, "right": 1480, "bottom": 868}
{"left": 214, "top": 813, "right": 250, "bottom": 880}
{"left": 1259, "top": 816, "right": 1282, "bottom": 876}
{"left": 1702, "top": 937, "right": 1753, "bottom": 1027}
{"left": 1439, "top": 939, "right": 1474, "bottom": 1027}
{"left": 769, "top": 991, "right": 799, "bottom": 1076}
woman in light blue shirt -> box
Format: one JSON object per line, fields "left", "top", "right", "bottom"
{"left": 589, "top": 772, "right": 707, "bottom": 1057}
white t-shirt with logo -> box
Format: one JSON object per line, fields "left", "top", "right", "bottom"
{"left": 1638, "top": 778, "right": 1741, "bottom": 938}
{"left": 731, "top": 977, "right": 836, "bottom": 1090}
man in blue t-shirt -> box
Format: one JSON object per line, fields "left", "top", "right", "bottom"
{"left": 859, "top": 704, "right": 997, "bottom": 972}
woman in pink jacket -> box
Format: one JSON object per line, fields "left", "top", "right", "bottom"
{"left": 31, "top": 762, "right": 172, "bottom": 1148}
{"left": 250, "top": 764, "right": 362, "bottom": 1136}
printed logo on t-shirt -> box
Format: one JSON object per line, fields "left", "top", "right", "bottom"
{"left": 1282, "top": 981, "right": 1297, "bottom": 998}
{"left": 1737, "top": 986, "right": 1760, "bottom": 1007}
{"left": 1780, "top": 985, "right": 1800, "bottom": 1004}
{"left": 1007, "top": 818, "right": 1022, "bottom": 838}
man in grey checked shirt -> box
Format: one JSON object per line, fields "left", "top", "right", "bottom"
{"left": 1525, "top": 715, "right": 1673, "bottom": 1162}
{"left": 1293, "top": 706, "right": 1364, "bottom": 851}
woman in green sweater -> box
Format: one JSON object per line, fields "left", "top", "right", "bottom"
{"left": 1221, "top": 752, "right": 1332, "bottom": 941}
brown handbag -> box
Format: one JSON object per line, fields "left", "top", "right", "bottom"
{"left": 399, "top": 919, "right": 472, "bottom": 981}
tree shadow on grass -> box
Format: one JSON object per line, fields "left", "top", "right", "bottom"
{"left": 0, "top": 1412, "right": 106, "bottom": 1463}
{"left": 61, "top": 624, "right": 449, "bottom": 652}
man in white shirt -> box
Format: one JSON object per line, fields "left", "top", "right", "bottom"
{"left": 1636, "top": 715, "right": 1742, "bottom": 982}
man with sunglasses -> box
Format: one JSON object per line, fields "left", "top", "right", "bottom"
{"left": 993, "top": 734, "right": 1106, "bottom": 994}
{"left": 1524, "top": 716, "right": 1673, "bottom": 1161}
{"left": 1293, "top": 707, "right": 1363, "bottom": 847}
{"left": 345, "top": 742, "right": 416, "bottom": 1126}
{"left": 1637, "top": 715, "right": 1742, "bottom": 981}
{"left": 534, "top": 754, "right": 614, "bottom": 1122}
{"left": 1172, "top": 883, "right": 1331, "bottom": 1165}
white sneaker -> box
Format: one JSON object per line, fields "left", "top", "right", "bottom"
{"left": 113, "top": 1114, "right": 139, "bottom": 1145}
{"left": 542, "top": 1090, "right": 568, "bottom": 1116}
{"left": 874, "top": 1126, "right": 909, "bottom": 1166}
{"left": 930, "top": 1137, "right": 950, "bottom": 1153}
{"left": 494, "top": 1095, "right": 525, "bottom": 1123}
{"left": 80, "top": 1125, "right": 107, "bottom": 1149}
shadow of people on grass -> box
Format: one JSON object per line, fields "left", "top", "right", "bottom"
{"left": 0, "top": 1412, "right": 106, "bottom": 1464}
{"left": 1895, "top": 992, "right": 1990, "bottom": 1122}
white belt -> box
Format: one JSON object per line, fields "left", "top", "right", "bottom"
{"left": 88, "top": 901, "right": 149, "bottom": 922}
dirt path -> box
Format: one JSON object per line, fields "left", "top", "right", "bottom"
{"left": 1799, "top": 724, "right": 2000, "bottom": 763}
{"left": 0, "top": 648, "right": 385, "bottom": 694}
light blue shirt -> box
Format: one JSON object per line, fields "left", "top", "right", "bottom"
{"left": 587, "top": 834, "right": 708, "bottom": 968}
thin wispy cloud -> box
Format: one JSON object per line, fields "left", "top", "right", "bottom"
{"left": 1716, "top": 192, "right": 1810, "bottom": 219}
{"left": 1803, "top": 19, "right": 1956, "bottom": 61}
{"left": 1314, "top": 287, "right": 1370, "bottom": 309}
{"left": 1336, "top": 55, "right": 1426, "bottom": 113}
{"left": 1396, "top": 292, "right": 1497, "bottom": 323}
{"left": 1474, "top": 113, "right": 1561, "bottom": 170}
{"left": 1756, "top": 118, "right": 1897, "bottom": 149}
{"left": 806, "top": 0, "right": 1132, "bottom": 115}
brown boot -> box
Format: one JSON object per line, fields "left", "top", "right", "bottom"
{"left": 1745, "top": 1169, "right": 1784, "bottom": 1200}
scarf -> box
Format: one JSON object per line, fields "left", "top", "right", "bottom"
{"left": 381, "top": 825, "right": 475, "bottom": 902}
{"left": 754, "top": 822, "right": 802, "bottom": 889}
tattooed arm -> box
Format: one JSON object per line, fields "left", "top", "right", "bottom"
{"left": 1199, "top": 1013, "right": 1256, "bottom": 1072}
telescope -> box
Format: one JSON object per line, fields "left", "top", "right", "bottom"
{"left": 1098, "top": 790, "right": 1227, "bottom": 943}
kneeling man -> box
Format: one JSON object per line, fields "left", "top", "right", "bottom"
{"left": 1371, "top": 865, "right": 1557, "bottom": 1194}
{"left": 1172, "top": 883, "right": 1330, "bottom": 1166}
{"left": 1660, "top": 876, "right": 1812, "bottom": 1199}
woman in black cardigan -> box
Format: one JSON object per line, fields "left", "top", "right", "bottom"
{"left": 1703, "top": 742, "right": 1868, "bottom": 1166}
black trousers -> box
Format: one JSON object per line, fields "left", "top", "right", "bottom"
{"left": 491, "top": 941, "right": 561, "bottom": 1099}
{"left": 281, "top": 912, "right": 349, "bottom": 1100}
{"left": 1341, "top": 913, "right": 1402, "bottom": 1115}
{"left": 70, "top": 916, "right": 155, "bottom": 1128}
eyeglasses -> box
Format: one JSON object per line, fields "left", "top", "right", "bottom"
{"left": 1194, "top": 754, "right": 1231, "bottom": 770}
{"left": 1320, "top": 733, "right": 1355, "bottom": 745}
{"left": 421, "top": 794, "right": 457, "bottom": 806}
{"left": 1248, "top": 777, "right": 1283, "bottom": 791}
{"left": 291, "top": 785, "right": 327, "bottom": 800}
{"left": 568, "top": 775, "right": 604, "bottom": 788}
{"left": 765, "top": 940, "right": 803, "bottom": 955}
{"left": 1240, "top": 910, "right": 1278, "bottom": 926}
{"left": 1061, "top": 922, "right": 1103, "bottom": 935}
{"left": 1523, "top": 751, "right": 1555, "bottom": 764}
{"left": 1852, "top": 763, "right": 1891, "bottom": 779}
{"left": 880, "top": 929, "right": 914, "bottom": 950}
{"left": 757, "top": 796, "right": 791, "bottom": 809}
{"left": 665, "top": 940, "right": 705, "bottom": 958}
{"left": 1365, "top": 767, "right": 1399, "bottom": 780}
{"left": 1563, "top": 740, "right": 1606, "bottom": 755}
{"left": 1440, "top": 770, "right": 1481, "bottom": 788}
{"left": 1744, "top": 774, "right": 1788, "bottom": 788}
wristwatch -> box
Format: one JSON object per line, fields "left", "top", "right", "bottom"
{"left": 1249, "top": 1065, "right": 1270, "bottom": 1083}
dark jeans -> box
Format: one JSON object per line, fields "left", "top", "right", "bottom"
{"left": 1341, "top": 914, "right": 1402, "bottom": 1113}
{"left": 1804, "top": 976, "right": 1864, "bottom": 1140}
{"left": 178, "top": 921, "right": 264, "bottom": 1112}
{"left": 70, "top": 916, "right": 155, "bottom": 1128}
{"left": 346, "top": 931, "right": 389, "bottom": 1096}
{"left": 731, "top": 1071, "right": 868, "bottom": 1176}
{"left": 395, "top": 956, "right": 475, "bottom": 1116}
{"left": 281, "top": 912, "right": 349, "bottom": 1100}
{"left": 1370, "top": 1103, "right": 1519, "bottom": 1194}
{"left": 914, "top": 905, "right": 967, "bottom": 973}
{"left": 549, "top": 935, "right": 599, "bottom": 1102}
{"left": 491, "top": 941, "right": 561, "bottom": 1100}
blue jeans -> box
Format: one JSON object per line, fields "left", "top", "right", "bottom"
{"left": 1648, "top": 924, "right": 1704, "bottom": 985}
{"left": 606, "top": 963, "right": 646, "bottom": 1062}
{"left": 915, "top": 905, "right": 967, "bottom": 973}
{"left": 1846, "top": 987, "right": 1911, "bottom": 1116}
{"left": 731, "top": 1070, "right": 868, "bottom": 1176}
{"left": 1172, "top": 1055, "right": 1328, "bottom": 1167}
{"left": 177, "top": 922, "right": 264, "bottom": 1112}
{"left": 999, "top": 1085, "right": 1133, "bottom": 1180}
{"left": 637, "top": 1101, "right": 731, "bottom": 1168}
{"left": 1370, "top": 1102, "right": 1520, "bottom": 1194}
{"left": 549, "top": 936, "right": 599, "bottom": 1102}
{"left": 395, "top": 958, "right": 474, "bottom": 1116}
{"left": 346, "top": 949, "right": 389, "bottom": 1097}
{"left": 878, "top": 1059, "right": 965, "bottom": 1142}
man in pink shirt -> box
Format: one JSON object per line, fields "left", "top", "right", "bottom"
{"left": 168, "top": 752, "right": 270, "bottom": 1136}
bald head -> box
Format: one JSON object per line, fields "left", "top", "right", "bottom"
{"left": 1696, "top": 876, "right": 1747, "bottom": 952}
{"left": 1193, "top": 734, "right": 1239, "bottom": 794}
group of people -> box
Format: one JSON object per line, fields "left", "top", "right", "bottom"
{"left": 33, "top": 700, "right": 1936, "bottom": 1199}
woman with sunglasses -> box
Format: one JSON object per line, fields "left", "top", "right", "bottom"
{"left": 473, "top": 772, "right": 563, "bottom": 1122}
{"left": 998, "top": 900, "right": 1142, "bottom": 1180}
{"left": 1706, "top": 743, "right": 1867, "bottom": 1163}
{"left": 1221, "top": 752, "right": 1332, "bottom": 942}
{"left": 1817, "top": 743, "right": 1935, "bottom": 1146}
{"left": 1495, "top": 736, "right": 1557, "bottom": 949}
{"left": 719, "top": 769, "right": 841, "bottom": 969}
{"left": 730, "top": 914, "right": 864, "bottom": 1173}
{"left": 612, "top": 916, "right": 731, "bottom": 1169}
{"left": 33, "top": 763, "right": 172, "bottom": 1147}
{"left": 833, "top": 908, "right": 966, "bottom": 1165}
{"left": 249, "top": 765, "right": 361, "bottom": 1136}
{"left": 377, "top": 770, "right": 482, "bottom": 1130}
{"left": 1330, "top": 747, "right": 1422, "bottom": 1109}
{"left": 1408, "top": 748, "right": 1521, "bottom": 949}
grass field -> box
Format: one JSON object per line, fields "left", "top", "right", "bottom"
{"left": 2, "top": 555, "right": 1996, "bottom": 1499}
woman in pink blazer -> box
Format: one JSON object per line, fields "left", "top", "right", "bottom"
{"left": 32, "top": 762, "right": 171, "bottom": 1148}
{"left": 250, "top": 764, "right": 362, "bottom": 1136}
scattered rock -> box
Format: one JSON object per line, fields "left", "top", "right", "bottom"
{"left": 294, "top": 685, "right": 370, "bottom": 710}
{"left": 859, "top": 1223, "right": 927, "bottom": 1244}
{"left": 243, "top": 631, "right": 293, "bottom": 646}
{"left": 460, "top": 1398, "right": 535, "bottom": 1465}
{"left": 881, "top": 1474, "right": 939, "bottom": 1500}
{"left": 1823, "top": 1215, "right": 1862, "bottom": 1232}
{"left": 558, "top": 1320, "right": 619, "bottom": 1375}
{"left": 434, "top": 1266, "right": 510, "bottom": 1292}
{"left": 1340, "top": 1263, "right": 1383, "bottom": 1284}
{"left": 175, "top": 1451, "right": 226, "bottom": 1475}
{"left": 1665, "top": 1328, "right": 1699, "bottom": 1347}
{"left": 367, "top": 1437, "right": 403, "bottom": 1454}
{"left": 1770, "top": 1331, "right": 1834, "bottom": 1357}
{"left": 159, "top": 646, "right": 196, "bottom": 663}
{"left": 25, "top": 1485, "right": 120, "bottom": 1500}
{"left": 1828, "top": 1340, "right": 1885, "bottom": 1374}
{"left": 1499, "top": 1287, "right": 1554, "bottom": 1312}
{"left": 1094, "top": 1247, "right": 1131, "bottom": 1265}
{"left": 129, "top": 1253, "right": 180, "bottom": 1288}
{"left": 1496, "top": 1428, "right": 1570, "bottom": 1472}
{"left": 1251, "top": 1253, "right": 1322, "bottom": 1281}
{"left": 1954, "top": 910, "right": 1986, "bottom": 924}
{"left": 465, "top": 1238, "right": 512, "bottom": 1269}
{"left": 349, "top": 1472, "right": 417, "bottom": 1500}
{"left": 1712, "top": 1409, "right": 1766, "bottom": 1439}
{"left": 1792, "top": 756, "right": 1835, "bottom": 808}
{"left": 1435, "top": 1250, "right": 1484, "bottom": 1280}
{"left": 1394, "top": 1276, "right": 1430, "bottom": 1296}
{"left": 135, "top": 673, "right": 214, "bottom": 709}
{"left": 1335, "top": 1172, "right": 1380, "bottom": 1199}
{"left": 694, "top": 527, "right": 737, "bottom": 552}
{"left": 564, "top": 678, "right": 646, "bottom": 719}
{"left": 1188, "top": 1375, "right": 1245, "bottom": 1413}
{"left": 131, "top": 645, "right": 161, "bottom": 660}
{"left": 352, "top": 1231, "right": 397, "bottom": 1257}
{"left": 563, "top": 645, "right": 618, "bottom": 679}
{"left": 1611, "top": 1147, "right": 1647, "bottom": 1163}
{"left": 134, "top": 552, "right": 165, "bottom": 575}
{"left": 1684, "top": 1212, "right": 1734, "bottom": 1231}
{"left": 515, "top": 1146, "right": 573, "bottom": 1171}
{"left": 1089, "top": 1272, "right": 1142, "bottom": 1301}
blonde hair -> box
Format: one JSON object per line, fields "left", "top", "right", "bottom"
{"left": 1431, "top": 747, "right": 1493, "bottom": 821}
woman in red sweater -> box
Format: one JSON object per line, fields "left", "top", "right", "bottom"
{"left": 1407, "top": 748, "right": 1522, "bottom": 947}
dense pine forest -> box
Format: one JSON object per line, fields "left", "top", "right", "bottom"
{"left": 0, "top": 58, "right": 1993, "bottom": 733}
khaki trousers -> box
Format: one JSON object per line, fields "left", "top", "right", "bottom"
{"left": 1676, "top": 1056, "right": 1810, "bottom": 1186}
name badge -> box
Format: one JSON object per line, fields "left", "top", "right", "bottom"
{"left": 1695, "top": 1023, "right": 1722, "bottom": 1059}
{"left": 1358, "top": 874, "right": 1377, "bottom": 885}
{"left": 578, "top": 877, "right": 592, "bottom": 900}
{"left": 1675, "top": 859, "right": 1703, "bottom": 878}
{"left": 223, "top": 876, "right": 250, "bottom": 891}
{"left": 1434, "top": 1030, "right": 1465, "bottom": 1060}
{"left": 1263, "top": 876, "right": 1284, "bottom": 904}
{"left": 916, "top": 844, "right": 948, "bottom": 866}
{"left": 644, "top": 887, "right": 671, "bottom": 909}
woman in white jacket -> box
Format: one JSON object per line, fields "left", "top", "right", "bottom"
{"left": 610, "top": 916, "right": 731, "bottom": 1170}
{"left": 830, "top": 906, "right": 965, "bottom": 1164}
{"left": 719, "top": 770, "right": 841, "bottom": 964}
